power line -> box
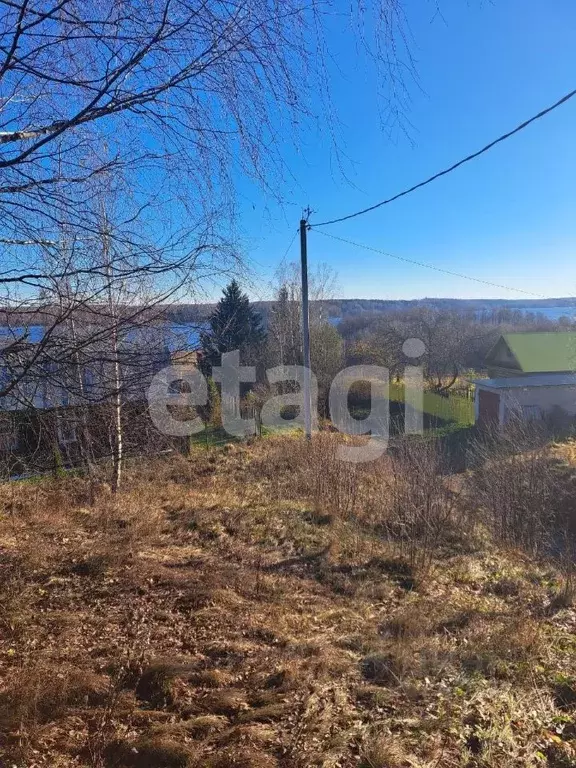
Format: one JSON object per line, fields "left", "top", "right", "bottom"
{"left": 313, "top": 87, "right": 576, "bottom": 228}
{"left": 247, "top": 229, "right": 299, "bottom": 303}
{"left": 277, "top": 228, "right": 299, "bottom": 272}
{"left": 311, "top": 229, "right": 546, "bottom": 297}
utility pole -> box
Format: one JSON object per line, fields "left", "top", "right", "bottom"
{"left": 300, "top": 212, "right": 312, "bottom": 440}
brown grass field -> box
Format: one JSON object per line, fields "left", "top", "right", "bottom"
{"left": 1, "top": 434, "right": 576, "bottom": 767}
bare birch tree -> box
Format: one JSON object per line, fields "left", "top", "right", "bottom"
{"left": 0, "top": 0, "right": 415, "bottom": 473}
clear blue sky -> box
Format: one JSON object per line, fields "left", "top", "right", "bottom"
{"left": 236, "top": 0, "right": 576, "bottom": 301}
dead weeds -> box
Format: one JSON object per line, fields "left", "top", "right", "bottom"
{"left": 0, "top": 436, "right": 575, "bottom": 767}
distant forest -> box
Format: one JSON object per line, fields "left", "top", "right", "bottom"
{"left": 165, "top": 297, "right": 576, "bottom": 325}
{"left": 3, "top": 297, "right": 576, "bottom": 329}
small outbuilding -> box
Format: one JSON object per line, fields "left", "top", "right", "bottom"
{"left": 472, "top": 332, "right": 576, "bottom": 429}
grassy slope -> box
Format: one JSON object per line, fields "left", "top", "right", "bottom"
{"left": 0, "top": 436, "right": 575, "bottom": 768}
{"left": 388, "top": 381, "right": 475, "bottom": 427}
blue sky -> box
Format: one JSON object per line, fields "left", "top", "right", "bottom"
{"left": 236, "top": 0, "right": 576, "bottom": 301}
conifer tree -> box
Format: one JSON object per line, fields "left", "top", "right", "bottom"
{"left": 200, "top": 280, "right": 265, "bottom": 371}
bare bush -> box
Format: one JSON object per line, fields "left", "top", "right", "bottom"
{"left": 256, "top": 433, "right": 364, "bottom": 522}
{"left": 371, "top": 439, "right": 460, "bottom": 575}
{"left": 304, "top": 434, "right": 363, "bottom": 522}
{"left": 467, "top": 423, "right": 559, "bottom": 555}
{"left": 258, "top": 434, "right": 463, "bottom": 580}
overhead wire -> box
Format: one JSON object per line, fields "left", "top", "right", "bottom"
{"left": 312, "top": 87, "right": 576, "bottom": 228}
{"left": 276, "top": 228, "right": 299, "bottom": 273}
{"left": 311, "top": 229, "right": 546, "bottom": 298}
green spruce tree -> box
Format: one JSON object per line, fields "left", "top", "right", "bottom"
{"left": 200, "top": 280, "right": 265, "bottom": 372}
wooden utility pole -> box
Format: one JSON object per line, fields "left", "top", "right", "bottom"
{"left": 300, "top": 213, "right": 312, "bottom": 440}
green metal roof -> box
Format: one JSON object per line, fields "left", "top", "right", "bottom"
{"left": 499, "top": 332, "right": 576, "bottom": 373}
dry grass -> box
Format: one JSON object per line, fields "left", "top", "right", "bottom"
{"left": 359, "top": 733, "right": 413, "bottom": 768}
{"left": 0, "top": 434, "right": 575, "bottom": 767}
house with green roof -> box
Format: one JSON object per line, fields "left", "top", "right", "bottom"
{"left": 471, "top": 332, "right": 576, "bottom": 428}
{"left": 485, "top": 332, "right": 576, "bottom": 378}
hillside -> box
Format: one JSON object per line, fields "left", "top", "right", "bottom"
{"left": 1, "top": 435, "right": 576, "bottom": 767}
{"left": 3, "top": 296, "right": 576, "bottom": 331}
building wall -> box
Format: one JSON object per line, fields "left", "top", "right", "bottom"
{"left": 502, "top": 385, "right": 576, "bottom": 422}
{"left": 0, "top": 401, "right": 177, "bottom": 476}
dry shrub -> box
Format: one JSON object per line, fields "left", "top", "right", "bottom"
{"left": 461, "top": 616, "right": 545, "bottom": 680}
{"left": 268, "top": 447, "right": 440, "bottom": 597}
{"left": 467, "top": 425, "right": 560, "bottom": 555}
{"left": 188, "top": 669, "right": 235, "bottom": 688}
{"left": 94, "top": 493, "right": 167, "bottom": 547}
{"left": 135, "top": 659, "right": 198, "bottom": 707}
{"left": 361, "top": 634, "right": 450, "bottom": 689}
{"left": 360, "top": 732, "right": 411, "bottom": 768}
{"left": 550, "top": 525, "right": 576, "bottom": 610}
{"left": 68, "top": 551, "right": 114, "bottom": 577}
{"left": 121, "top": 451, "right": 212, "bottom": 488}
{"left": 355, "top": 685, "right": 393, "bottom": 709}
{"left": 217, "top": 723, "right": 277, "bottom": 748}
{"left": 304, "top": 434, "right": 363, "bottom": 521}
{"left": 257, "top": 667, "right": 299, "bottom": 692}
{"left": 257, "top": 433, "right": 364, "bottom": 521}
{"left": 374, "top": 439, "right": 460, "bottom": 577}
{"left": 361, "top": 652, "right": 403, "bottom": 686}
{"left": 436, "top": 607, "right": 478, "bottom": 634}
{"left": 485, "top": 576, "right": 522, "bottom": 597}
{"left": 336, "top": 631, "right": 382, "bottom": 655}
{"left": 250, "top": 435, "right": 305, "bottom": 485}
{"left": 551, "top": 573, "right": 576, "bottom": 609}
{"left": 184, "top": 714, "right": 229, "bottom": 737}
{"left": 256, "top": 434, "right": 467, "bottom": 589}
{"left": 468, "top": 426, "right": 576, "bottom": 612}
{"left": 553, "top": 678, "right": 576, "bottom": 710}
{"left": 200, "top": 689, "right": 250, "bottom": 716}
{"left": 246, "top": 690, "right": 278, "bottom": 708}
{"left": 360, "top": 597, "right": 461, "bottom": 689}
{"left": 379, "top": 600, "right": 438, "bottom": 640}
{"left": 0, "top": 662, "right": 108, "bottom": 739}
{"left": 376, "top": 598, "right": 480, "bottom": 664}
{"left": 3, "top": 474, "right": 93, "bottom": 520}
